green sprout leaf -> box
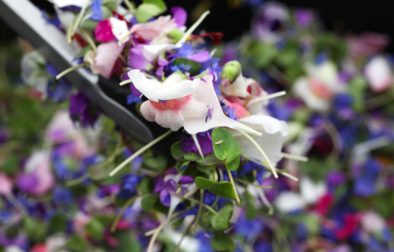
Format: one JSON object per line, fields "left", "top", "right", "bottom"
{"left": 211, "top": 232, "right": 235, "bottom": 251}
{"left": 135, "top": 0, "right": 166, "bottom": 23}
{"left": 211, "top": 205, "right": 233, "bottom": 231}
{"left": 212, "top": 128, "right": 241, "bottom": 170}
{"left": 195, "top": 177, "right": 238, "bottom": 200}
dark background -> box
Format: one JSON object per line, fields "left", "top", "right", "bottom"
{"left": 1, "top": 0, "right": 394, "bottom": 51}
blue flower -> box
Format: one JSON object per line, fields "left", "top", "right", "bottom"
{"left": 354, "top": 159, "right": 380, "bottom": 197}
{"left": 234, "top": 216, "right": 263, "bottom": 240}
{"left": 90, "top": 0, "right": 103, "bottom": 21}
{"left": 118, "top": 174, "right": 141, "bottom": 198}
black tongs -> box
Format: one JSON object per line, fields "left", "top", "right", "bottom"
{"left": 0, "top": 0, "right": 154, "bottom": 143}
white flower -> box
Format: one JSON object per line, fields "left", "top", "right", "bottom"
{"left": 361, "top": 211, "right": 386, "bottom": 234}
{"left": 21, "top": 51, "right": 48, "bottom": 98}
{"left": 52, "top": 0, "right": 89, "bottom": 8}
{"left": 109, "top": 17, "right": 129, "bottom": 41}
{"left": 234, "top": 114, "right": 288, "bottom": 167}
{"left": 365, "top": 56, "right": 392, "bottom": 92}
{"left": 131, "top": 71, "right": 259, "bottom": 135}
{"left": 293, "top": 61, "right": 344, "bottom": 111}
{"left": 128, "top": 69, "right": 199, "bottom": 102}
{"left": 275, "top": 177, "right": 327, "bottom": 213}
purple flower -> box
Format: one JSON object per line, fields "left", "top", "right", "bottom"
{"left": 181, "top": 132, "right": 213, "bottom": 156}
{"left": 69, "top": 92, "right": 100, "bottom": 127}
{"left": 129, "top": 45, "right": 148, "bottom": 70}
{"left": 0, "top": 128, "right": 9, "bottom": 145}
{"left": 294, "top": 9, "right": 315, "bottom": 28}
{"left": 154, "top": 176, "right": 177, "bottom": 207}
{"left": 171, "top": 7, "right": 187, "bottom": 27}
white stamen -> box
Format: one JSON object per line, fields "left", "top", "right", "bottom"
{"left": 56, "top": 63, "right": 86, "bottom": 80}
{"left": 248, "top": 91, "right": 287, "bottom": 105}
{"left": 120, "top": 79, "right": 133, "bottom": 86}
{"left": 176, "top": 10, "right": 210, "bottom": 46}
{"left": 280, "top": 152, "right": 308, "bottom": 162}
{"left": 236, "top": 129, "right": 278, "bottom": 178}
{"left": 192, "top": 134, "right": 204, "bottom": 158}
{"left": 109, "top": 130, "right": 172, "bottom": 177}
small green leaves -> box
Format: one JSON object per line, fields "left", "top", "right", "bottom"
{"left": 212, "top": 128, "right": 241, "bottom": 170}
{"left": 195, "top": 177, "right": 238, "bottom": 200}
{"left": 135, "top": 0, "right": 167, "bottom": 23}
{"left": 211, "top": 205, "right": 233, "bottom": 231}
{"left": 349, "top": 76, "right": 367, "bottom": 112}
{"left": 85, "top": 218, "right": 105, "bottom": 240}
{"left": 211, "top": 232, "right": 235, "bottom": 251}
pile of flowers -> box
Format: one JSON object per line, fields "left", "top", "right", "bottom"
{"left": 1, "top": 0, "right": 393, "bottom": 251}
{"left": 224, "top": 2, "right": 394, "bottom": 251}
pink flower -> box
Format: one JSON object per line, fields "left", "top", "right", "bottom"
{"left": 128, "top": 16, "right": 178, "bottom": 43}
{"left": 0, "top": 173, "right": 12, "bottom": 196}
{"left": 95, "top": 19, "right": 116, "bottom": 42}
{"left": 90, "top": 42, "right": 124, "bottom": 78}
{"left": 293, "top": 61, "right": 344, "bottom": 111}
{"left": 73, "top": 212, "right": 91, "bottom": 237}
{"left": 94, "top": 18, "right": 129, "bottom": 43}
{"left": 17, "top": 151, "right": 54, "bottom": 196}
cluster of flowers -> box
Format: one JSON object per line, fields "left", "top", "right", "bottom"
{"left": 1, "top": 0, "right": 393, "bottom": 251}
{"left": 225, "top": 2, "right": 394, "bottom": 251}
{"left": 2, "top": 0, "right": 301, "bottom": 251}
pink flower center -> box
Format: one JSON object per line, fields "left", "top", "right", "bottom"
{"left": 150, "top": 95, "right": 192, "bottom": 111}
{"left": 309, "top": 78, "right": 333, "bottom": 99}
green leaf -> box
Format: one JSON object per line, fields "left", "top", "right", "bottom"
{"left": 211, "top": 232, "right": 235, "bottom": 252}
{"left": 141, "top": 194, "right": 158, "bottom": 211}
{"left": 48, "top": 214, "right": 68, "bottom": 234}
{"left": 211, "top": 205, "right": 233, "bottom": 231}
{"left": 212, "top": 128, "right": 241, "bottom": 168}
{"left": 115, "top": 232, "right": 142, "bottom": 252}
{"left": 349, "top": 76, "right": 367, "bottom": 112}
{"left": 85, "top": 218, "right": 105, "bottom": 240}
{"left": 66, "top": 235, "right": 89, "bottom": 251}
{"left": 24, "top": 217, "right": 46, "bottom": 242}
{"left": 195, "top": 177, "right": 238, "bottom": 200}
{"left": 141, "top": 194, "right": 167, "bottom": 213}
{"left": 172, "top": 58, "right": 202, "bottom": 76}
{"left": 171, "top": 141, "right": 184, "bottom": 160}
{"left": 144, "top": 155, "right": 167, "bottom": 171}
{"left": 135, "top": 0, "right": 166, "bottom": 22}
{"left": 225, "top": 156, "right": 240, "bottom": 171}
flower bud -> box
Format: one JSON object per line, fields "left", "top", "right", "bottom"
{"left": 222, "top": 60, "right": 242, "bottom": 83}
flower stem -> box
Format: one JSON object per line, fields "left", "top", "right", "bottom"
{"left": 109, "top": 130, "right": 172, "bottom": 177}
{"left": 110, "top": 196, "right": 135, "bottom": 233}
{"left": 237, "top": 129, "right": 278, "bottom": 178}
{"left": 226, "top": 169, "right": 240, "bottom": 205}
{"left": 56, "top": 63, "right": 87, "bottom": 80}
{"left": 280, "top": 152, "right": 308, "bottom": 162}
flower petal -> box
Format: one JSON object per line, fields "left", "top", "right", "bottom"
{"left": 128, "top": 69, "right": 199, "bottom": 102}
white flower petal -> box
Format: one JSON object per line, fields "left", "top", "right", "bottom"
{"left": 234, "top": 114, "right": 287, "bottom": 166}
{"left": 53, "top": 0, "right": 89, "bottom": 8}
{"left": 300, "top": 177, "right": 326, "bottom": 204}
{"left": 275, "top": 192, "right": 306, "bottom": 213}
{"left": 293, "top": 77, "right": 329, "bottom": 111}
{"left": 109, "top": 18, "right": 129, "bottom": 41}
{"left": 365, "top": 56, "right": 392, "bottom": 92}
{"left": 128, "top": 69, "right": 199, "bottom": 102}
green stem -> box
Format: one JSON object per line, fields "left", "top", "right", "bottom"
{"left": 226, "top": 169, "right": 240, "bottom": 205}
{"left": 111, "top": 197, "right": 135, "bottom": 233}
{"left": 56, "top": 63, "right": 87, "bottom": 80}
{"left": 109, "top": 130, "right": 172, "bottom": 177}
